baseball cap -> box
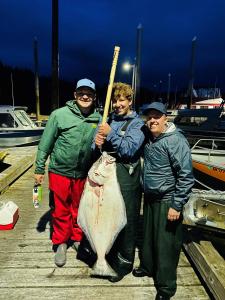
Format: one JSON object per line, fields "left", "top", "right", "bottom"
{"left": 142, "top": 102, "right": 167, "bottom": 115}
{"left": 76, "top": 78, "right": 96, "bottom": 91}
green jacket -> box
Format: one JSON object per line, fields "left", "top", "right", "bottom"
{"left": 35, "top": 100, "right": 101, "bottom": 178}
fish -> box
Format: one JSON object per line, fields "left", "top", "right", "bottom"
{"left": 77, "top": 151, "right": 127, "bottom": 276}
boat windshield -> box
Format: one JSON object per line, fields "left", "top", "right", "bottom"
{"left": 14, "top": 110, "right": 36, "bottom": 127}
{"left": 0, "top": 113, "right": 18, "bottom": 128}
{"left": 174, "top": 116, "right": 208, "bottom": 126}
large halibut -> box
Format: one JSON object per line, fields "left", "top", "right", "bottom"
{"left": 78, "top": 152, "right": 127, "bottom": 276}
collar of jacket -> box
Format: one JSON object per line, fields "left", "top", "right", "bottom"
{"left": 110, "top": 111, "right": 138, "bottom": 121}
{"left": 66, "top": 100, "right": 101, "bottom": 122}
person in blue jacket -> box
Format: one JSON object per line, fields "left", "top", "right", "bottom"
{"left": 95, "top": 82, "right": 145, "bottom": 282}
{"left": 133, "top": 102, "right": 194, "bottom": 300}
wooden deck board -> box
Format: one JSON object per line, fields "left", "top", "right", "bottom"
{"left": 0, "top": 146, "right": 36, "bottom": 193}
{"left": 0, "top": 154, "right": 210, "bottom": 299}
{"left": 184, "top": 236, "right": 225, "bottom": 300}
{"left": 0, "top": 286, "right": 209, "bottom": 300}
{"left": 0, "top": 252, "right": 191, "bottom": 269}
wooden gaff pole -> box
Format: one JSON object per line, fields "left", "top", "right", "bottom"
{"left": 102, "top": 46, "right": 120, "bottom": 124}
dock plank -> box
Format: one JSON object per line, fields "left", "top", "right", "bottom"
{"left": 184, "top": 238, "right": 225, "bottom": 300}
{"left": 0, "top": 286, "right": 209, "bottom": 300}
{"left": 0, "top": 146, "right": 36, "bottom": 193}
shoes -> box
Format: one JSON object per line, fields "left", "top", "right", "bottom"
{"left": 132, "top": 267, "right": 151, "bottom": 277}
{"left": 108, "top": 274, "right": 124, "bottom": 283}
{"left": 54, "top": 243, "right": 67, "bottom": 267}
{"left": 71, "top": 241, "right": 80, "bottom": 252}
{"left": 155, "top": 293, "right": 171, "bottom": 300}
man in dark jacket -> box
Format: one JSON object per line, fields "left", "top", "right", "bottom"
{"left": 133, "top": 102, "right": 194, "bottom": 300}
{"left": 34, "top": 78, "right": 101, "bottom": 267}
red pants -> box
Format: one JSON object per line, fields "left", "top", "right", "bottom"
{"left": 49, "top": 172, "right": 86, "bottom": 245}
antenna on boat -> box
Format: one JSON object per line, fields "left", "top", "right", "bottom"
{"left": 10, "top": 72, "right": 16, "bottom": 128}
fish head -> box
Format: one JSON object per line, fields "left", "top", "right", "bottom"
{"left": 88, "top": 152, "right": 116, "bottom": 185}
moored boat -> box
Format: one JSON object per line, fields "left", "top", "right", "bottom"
{"left": 0, "top": 105, "right": 44, "bottom": 147}
{"left": 191, "top": 139, "right": 225, "bottom": 190}
{"left": 174, "top": 102, "right": 225, "bottom": 146}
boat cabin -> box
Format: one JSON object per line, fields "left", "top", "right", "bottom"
{"left": 0, "top": 106, "right": 37, "bottom": 130}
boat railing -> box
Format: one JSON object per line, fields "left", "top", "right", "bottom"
{"left": 191, "top": 138, "right": 225, "bottom": 161}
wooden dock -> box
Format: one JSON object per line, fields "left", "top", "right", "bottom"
{"left": 0, "top": 147, "right": 213, "bottom": 299}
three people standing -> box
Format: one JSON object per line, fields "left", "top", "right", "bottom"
{"left": 34, "top": 77, "right": 194, "bottom": 300}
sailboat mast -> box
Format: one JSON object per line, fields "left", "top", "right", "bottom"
{"left": 187, "top": 36, "right": 197, "bottom": 109}
{"left": 135, "top": 24, "right": 143, "bottom": 112}
{"left": 51, "top": 0, "right": 59, "bottom": 111}
{"left": 33, "top": 37, "right": 41, "bottom": 121}
{"left": 10, "top": 72, "right": 16, "bottom": 128}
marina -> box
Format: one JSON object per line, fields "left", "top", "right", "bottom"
{"left": 0, "top": 146, "right": 224, "bottom": 299}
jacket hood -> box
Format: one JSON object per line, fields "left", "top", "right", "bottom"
{"left": 154, "top": 122, "right": 182, "bottom": 141}
{"left": 66, "top": 100, "right": 101, "bottom": 121}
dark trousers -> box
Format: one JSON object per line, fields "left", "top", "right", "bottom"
{"left": 140, "top": 197, "right": 183, "bottom": 297}
{"left": 107, "top": 162, "right": 142, "bottom": 276}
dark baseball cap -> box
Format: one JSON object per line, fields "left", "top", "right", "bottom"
{"left": 142, "top": 102, "right": 167, "bottom": 115}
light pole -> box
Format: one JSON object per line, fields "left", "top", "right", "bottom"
{"left": 122, "top": 62, "right": 136, "bottom": 106}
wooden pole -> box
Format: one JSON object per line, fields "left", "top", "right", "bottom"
{"left": 102, "top": 46, "right": 120, "bottom": 124}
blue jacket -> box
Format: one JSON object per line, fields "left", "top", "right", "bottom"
{"left": 99, "top": 111, "right": 145, "bottom": 163}
{"left": 143, "top": 123, "right": 194, "bottom": 211}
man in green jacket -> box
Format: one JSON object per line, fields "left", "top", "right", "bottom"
{"left": 34, "top": 78, "right": 101, "bottom": 267}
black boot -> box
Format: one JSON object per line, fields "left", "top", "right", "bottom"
{"left": 132, "top": 267, "right": 151, "bottom": 277}
{"left": 108, "top": 274, "right": 124, "bottom": 283}
{"left": 155, "top": 293, "right": 170, "bottom": 300}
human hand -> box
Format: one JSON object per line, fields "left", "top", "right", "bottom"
{"left": 95, "top": 133, "right": 106, "bottom": 148}
{"left": 167, "top": 207, "right": 180, "bottom": 221}
{"left": 98, "top": 123, "right": 112, "bottom": 136}
{"left": 34, "top": 174, "right": 44, "bottom": 185}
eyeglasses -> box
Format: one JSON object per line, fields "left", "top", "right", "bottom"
{"left": 76, "top": 92, "right": 95, "bottom": 98}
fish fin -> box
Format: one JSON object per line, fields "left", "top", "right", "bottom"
{"left": 91, "top": 259, "right": 116, "bottom": 277}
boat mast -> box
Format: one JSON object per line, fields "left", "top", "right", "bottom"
{"left": 51, "top": 0, "right": 59, "bottom": 111}
{"left": 187, "top": 36, "right": 197, "bottom": 109}
{"left": 33, "top": 37, "right": 41, "bottom": 121}
{"left": 10, "top": 72, "right": 16, "bottom": 128}
{"left": 135, "top": 24, "right": 143, "bottom": 112}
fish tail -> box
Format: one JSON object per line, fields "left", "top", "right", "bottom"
{"left": 91, "top": 258, "right": 116, "bottom": 277}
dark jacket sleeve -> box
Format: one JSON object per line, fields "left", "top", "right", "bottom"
{"left": 167, "top": 135, "right": 194, "bottom": 211}
{"left": 34, "top": 112, "right": 59, "bottom": 174}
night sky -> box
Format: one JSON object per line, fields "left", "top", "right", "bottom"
{"left": 1, "top": 0, "right": 225, "bottom": 93}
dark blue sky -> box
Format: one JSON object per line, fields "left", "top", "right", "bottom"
{"left": 1, "top": 0, "right": 225, "bottom": 92}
